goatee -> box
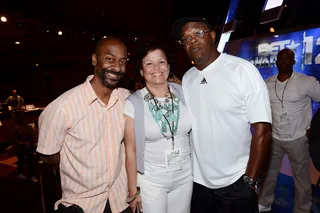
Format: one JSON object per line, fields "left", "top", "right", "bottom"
{"left": 98, "top": 68, "right": 124, "bottom": 89}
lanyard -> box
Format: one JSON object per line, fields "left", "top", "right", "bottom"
{"left": 274, "top": 76, "right": 290, "bottom": 109}
{"left": 146, "top": 86, "right": 175, "bottom": 150}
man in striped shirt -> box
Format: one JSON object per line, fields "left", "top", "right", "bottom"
{"left": 37, "top": 37, "right": 131, "bottom": 213}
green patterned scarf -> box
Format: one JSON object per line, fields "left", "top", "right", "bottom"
{"left": 144, "top": 92, "right": 180, "bottom": 138}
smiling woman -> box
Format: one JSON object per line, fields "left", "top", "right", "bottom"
{"left": 140, "top": 49, "right": 170, "bottom": 88}
{"left": 123, "top": 40, "right": 193, "bottom": 213}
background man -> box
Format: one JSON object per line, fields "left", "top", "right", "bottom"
{"left": 6, "top": 89, "right": 25, "bottom": 107}
{"left": 259, "top": 48, "right": 320, "bottom": 213}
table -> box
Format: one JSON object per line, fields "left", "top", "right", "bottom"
{"left": 0, "top": 108, "right": 45, "bottom": 143}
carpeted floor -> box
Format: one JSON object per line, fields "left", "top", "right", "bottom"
{"left": 270, "top": 173, "right": 320, "bottom": 213}
{"left": 0, "top": 157, "right": 60, "bottom": 213}
{"left": 0, "top": 157, "right": 319, "bottom": 213}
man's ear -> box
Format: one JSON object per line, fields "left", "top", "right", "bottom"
{"left": 92, "top": 54, "right": 97, "bottom": 66}
{"left": 210, "top": 31, "right": 216, "bottom": 43}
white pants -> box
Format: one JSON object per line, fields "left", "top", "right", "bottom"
{"left": 259, "top": 136, "right": 312, "bottom": 213}
{"left": 138, "top": 158, "right": 193, "bottom": 213}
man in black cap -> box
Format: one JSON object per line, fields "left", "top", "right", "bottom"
{"left": 172, "top": 17, "right": 272, "bottom": 213}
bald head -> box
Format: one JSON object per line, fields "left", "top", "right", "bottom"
{"left": 94, "top": 37, "right": 127, "bottom": 56}
{"left": 278, "top": 48, "right": 295, "bottom": 60}
{"left": 276, "top": 48, "right": 295, "bottom": 74}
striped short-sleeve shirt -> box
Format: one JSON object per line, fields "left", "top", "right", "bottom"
{"left": 37, "top": 75, "right": 130, "bottom": 213}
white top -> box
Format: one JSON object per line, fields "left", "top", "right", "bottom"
{"left": 182, "top": 53, "right": 272, "bottom": 189}
{"left": 124, "top": 87, "right": 191, "bottom": 164}
{"left": 266, "top": 72, "right": 320, "bottom": 141}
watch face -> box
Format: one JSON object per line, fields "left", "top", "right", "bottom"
{"left": 244, "top": 176, "right": 254, "bottom": 185}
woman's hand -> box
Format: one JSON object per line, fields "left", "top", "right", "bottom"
{"left": 129, "top": 194, "right": 142, "bottom": 213}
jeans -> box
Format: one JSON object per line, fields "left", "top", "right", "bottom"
{"left": 16, "top": 147, "right": 35, "bottom": 177}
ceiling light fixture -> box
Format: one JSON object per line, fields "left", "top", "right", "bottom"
{"left": 1, "top": 16, "right": 7, "bottom": 22}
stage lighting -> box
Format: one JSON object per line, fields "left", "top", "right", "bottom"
{"left": 1, "top": 16, "right": 7, "bottom": 22}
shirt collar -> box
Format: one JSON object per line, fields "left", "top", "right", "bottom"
{"left": 82, "top": 75, "right": 98, "bottom": 105}
{"left": 82, "top": 75, "right": 120, "bottom": 107}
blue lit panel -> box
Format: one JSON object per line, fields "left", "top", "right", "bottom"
{"left": 218, "top": 0, "right": 241, "bottom": 52}
{"left": 225, "top": 0, "right": 241, "bottom": 23}
{"left": 236, "top": 27, "right": 320, "bottom": 114}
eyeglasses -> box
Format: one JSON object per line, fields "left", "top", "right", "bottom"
{"left": 181, "top": 29, "right": 211, "bottom": 45}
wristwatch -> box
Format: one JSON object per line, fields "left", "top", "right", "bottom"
{"left": 243, "top": 175, "right": 256, "bottom": 186}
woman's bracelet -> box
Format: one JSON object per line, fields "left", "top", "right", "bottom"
{"left": 126, "top": 187, "right": 140, "bottom": 203}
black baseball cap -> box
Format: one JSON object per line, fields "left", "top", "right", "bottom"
{"left": 172, "top": 17, "right": 212, "bottom": 40}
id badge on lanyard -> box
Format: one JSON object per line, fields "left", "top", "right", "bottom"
{"left": 279, "top": 111, "right": 290, "bottom": 126}
{"left": 275, "top": 76, "right": 291, "bottom": 126}
{"left": 164, "top": 148, "right": 182, "bottom": 172}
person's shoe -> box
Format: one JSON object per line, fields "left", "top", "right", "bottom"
{"left": 30, "top": 176, "right": 38, "bottom": 183}
{"left": 17, "top": 174, "right": 26, "bottom": 180}
{"left": 259, "top": 204, "right": 271, "bottom": 212}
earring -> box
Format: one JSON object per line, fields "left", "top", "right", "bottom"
{"left": 168, "top": 72, "right": 176, "bottom": 79}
